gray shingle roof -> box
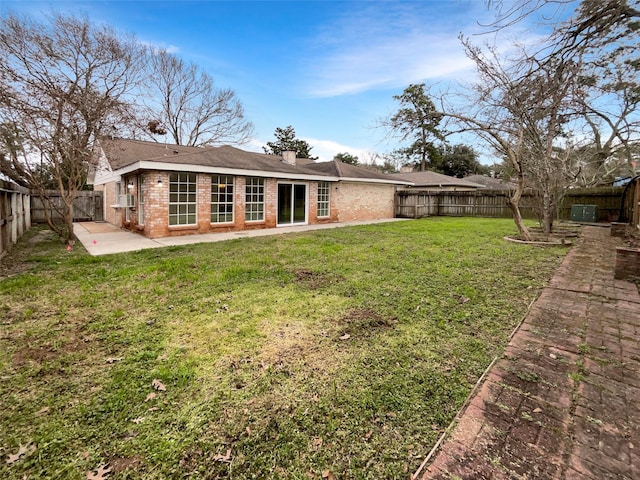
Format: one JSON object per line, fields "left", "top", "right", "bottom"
{"left": 390, "top": 170, "right": 485, "bottom": 188}
{"left": 99, "top": 138, "right": 323, "bottom": 176}
{"left": 305, "top": 159, "right": 406, "bottom": 182}
{"left": 464, "top": 175, "right": 516, "bottom": 190}
{"left": 99, "top": 138, "right": 408, "bottom": 184}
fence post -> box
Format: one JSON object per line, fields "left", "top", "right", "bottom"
{"left": 0, "top": 180, "right": 31, "bottom": 259}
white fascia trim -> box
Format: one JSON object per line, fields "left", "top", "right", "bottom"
{"left": 339, "top": 177, "right": 414, "bottom": 186}
{"left": 93, "top": 170, "right": 122, "bottom": 186}
{"left": 116, "top": 161, "right": 341, "bottom": 182}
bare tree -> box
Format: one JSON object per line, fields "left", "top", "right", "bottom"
{"left": 472, "top": 0, "right": 640, "bottom": 229}
{"left": 484, "top": 0, "right": 639, "bottom": 38}
{"left": 563, "top": 62, "right": 640, "bottom": 186}
{"left": 0, "top": 13, "right": 144, "bottom": 242}
{"left": 143, "top": 49, "right": 253, "bottom": 147}
{"left": 424, "top": 39, "right": 577, "bottom": 239}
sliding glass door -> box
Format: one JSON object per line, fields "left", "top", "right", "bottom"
{"left": 277, "top": 183, "right": 307, "bottom": 225}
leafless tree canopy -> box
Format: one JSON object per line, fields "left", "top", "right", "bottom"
{"left": 0, "top": 13, "right": 145, "bottom": 240}
{"left": 432, "top": 0, "right": 640, "bottom": 237}
{"left": 143, "top": 49, "right": 254, "bottom": 147}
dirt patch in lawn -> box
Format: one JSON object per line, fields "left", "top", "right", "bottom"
{"left": 10, "top": 323, "right": 91, "bottom": 368}
{"left": 292, "top": 268, "right": 343, "bottom": 289}
{"left": 109, "top": 455, "right": 144, "bottom": 474}
{"left": 338, "top": 308, "right": 397, "bottom": 336}
{"left": 259, "top": 324, "right": 328, "bottom": 373}
{"left": 0, "top": 227, "right": 59, "bottom": 279}
{"left": 12, "top": 346, "right": 60, "bottom": 367}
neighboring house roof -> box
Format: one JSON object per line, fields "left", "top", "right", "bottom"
{"left": 389, "top": 170, "right": 485, "bottom": 189}
{"left": 305, "top": 159, "right": 409, "bottom": 183}
{"left": 464, "top": 175, "right": 516, "bottom": 190}
{"left": 94, "top": 138, "right": 408, "bottom": 186}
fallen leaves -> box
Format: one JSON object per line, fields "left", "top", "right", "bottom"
{"left": 6, "top": 441, "right": 36, "bottom": 465}
{"left": 453, "top": 294, "right": 470, "bottom": 304}
{"left": 145, "top": 392, "right": 157, "bottom": 402}
{"left": 35, "top": 406, "right": 50, "bottom": 416}
{"left": 213, "top": 448, "right": 232, "bottom": 463}
{"left": 151, "top": 379, "right": 166, "bottom": 391}
{"left": 339, "top": 333, "right": 350, "bottom": 340}
{"left": 322, "top": 470, "right": 335, "bottom": 480}
{"left": 86, "top": 463, "right": 111, "bottom": 480}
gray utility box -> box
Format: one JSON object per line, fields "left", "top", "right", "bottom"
{"left": 571, "top": 204, "right": 597, "bottom": 223}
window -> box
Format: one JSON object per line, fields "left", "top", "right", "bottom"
{"left": 245, "top": 177, "right": 264, "bottom": 222}
{"left": 169, "top": 172, "right": 197, "bottom": 226}
{"left": 211, "top": 175, "right": 234, "bottom": 223}
{"left": 115, "top": 181, "right": 122, "bottom": 205}
{"left": 125, "top": 179, "right": 131, "bottom": 222}
{"left": 317, "top": 181, "right": 330, "bottom": 217}
{"left": 138, "top": 175, "right": 144, "bottom": 225}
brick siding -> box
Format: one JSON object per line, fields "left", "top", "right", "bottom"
{"left": 614, "top": 247, "right": 640, "bottom": 282}
{"left": 334, "top": 182, "right": 396, "bottom": 222}
{"left": 106, "top": 170, "right": 397, "bottom": 239}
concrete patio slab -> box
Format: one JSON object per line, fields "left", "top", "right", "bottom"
{"left": 73, "top": 218, "right": 407, "bottom": 256}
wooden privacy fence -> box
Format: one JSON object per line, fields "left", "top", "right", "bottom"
{"left": 0, "top": 180, "right": 31, "bottom": 259}
{"left": 395, "top": 186, "right": 635, "bottom": 222}
{"left": 561, "top": 186, "right": 634, "bottom": 222}
{"left": 395, "top": 190, "right": 537, "bottom": 219}
{"left": 31, "top": 190, "right": 103, "bottom": 223}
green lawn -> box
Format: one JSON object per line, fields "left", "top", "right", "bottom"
{"left": 0, "top": 218, "right": 567, "bottom": 479}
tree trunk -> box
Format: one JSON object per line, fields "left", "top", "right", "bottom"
{"left": 62, "top": 194, "right": 76, "bottom": 243}
{"left": 508, "top": 174, "right": 532, "bottom": 241}
{"left": 542, "top": 191, "right": 553, "bottom": 235}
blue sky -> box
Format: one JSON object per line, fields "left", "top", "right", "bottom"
{"left": 0, "top": 1, "right": 567, "bottom": 163}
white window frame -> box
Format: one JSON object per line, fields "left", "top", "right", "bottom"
{"left": 245, "top": 177, "right": 264, "bottom": 222}
{"left": 115, "top": 181, "right": 122, "bottom": 207}
{"left": 138, "top": 174, "right": 144, "bottom": 225}
{"left": 169, "top": 172, "right": 197, "bottom": 226}
{"left": 317, "top": 181, "right": 330, "bottom": 218}
{"left": 211, "top": 175, "right": 234, "bottom": 223}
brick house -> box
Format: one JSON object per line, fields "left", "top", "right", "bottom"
{"left": 92, "top": 138, "right": 409, "bottom": 239}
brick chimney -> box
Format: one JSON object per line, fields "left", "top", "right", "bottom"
{"left": 282, "top": 151, "right": 296, "bottom": 165}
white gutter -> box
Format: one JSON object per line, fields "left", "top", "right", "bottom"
{"left": 96, "top": 160, "right": 413, "bottom": 186}
{"left": 338, "top": 177, "right": 413, "bottom": 186}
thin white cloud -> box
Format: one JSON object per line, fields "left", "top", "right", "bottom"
{"left": 307, "top": 32, "right": 476, "bottom": 97}
{"left": 139, "top": 39, "right": 180, "bottom": 54}
{"left": 303, "top": 3, "right": 486, "bottom": 98}
{"left": 302, "top": 1, "right": 555, "bottom": 98}
{"left": 245, "top": 136, "right": 367, "bottom": 164}
{"left": 303, "top": 137, "right": 370, "bottom": 164}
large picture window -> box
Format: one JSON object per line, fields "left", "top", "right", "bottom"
{"left": 169, "top": 172, "right": 197, "bottom": 226}
{"left": 245, "top": 177, "right": 264, "bottom": 222}
{"left": 317, "top": 181, "right": 330, "bottom": 217}
{"left": 211, "top": 175, "right": 234, "bottom": 223}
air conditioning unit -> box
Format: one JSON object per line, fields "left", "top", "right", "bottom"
{"left": 119, "top": 194, "right": 135, "bottom": 208}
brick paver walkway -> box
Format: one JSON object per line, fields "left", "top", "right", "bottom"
{"left": 421, "top": 226, "right": 640, "bottom": 479}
